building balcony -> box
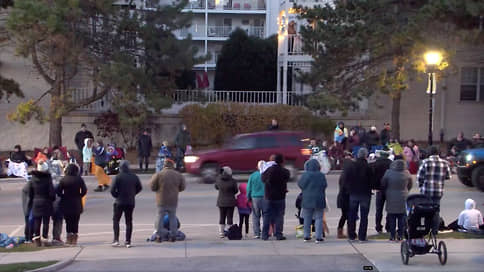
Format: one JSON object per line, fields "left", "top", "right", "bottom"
{"left": 176, "top": 25, "right": 265, "bottom": 39}
{"left": 184, "top": 0, "right": 266, "bottom": 13}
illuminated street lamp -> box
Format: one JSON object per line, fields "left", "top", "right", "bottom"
{"left": 424, "top": 51, "right": 443, "bottom": 146}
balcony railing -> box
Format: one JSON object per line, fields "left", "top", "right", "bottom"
{"left": 207, "top": 26, "right": 232, "bottom": 37}
{"left": 72, "top": 88, "right": 112, "bottom": 112}
{"left": 185, "top": 0, "right": 266, "bottom": 11}
{"left": 173, "top": 89, "right": 303, "bottom": 105}
{"left": 287, "top": 34, "right": 304, "bottom": 55}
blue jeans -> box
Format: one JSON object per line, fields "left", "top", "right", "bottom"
{"left": 348, "top": 194, "right": 371, "bottom": 241}
{"left": 251, "top": 197, "right": 263, "bottom": 237}
{"left": 157, "top": 206, "right": 177, "bottom": 239}
{"left": 302, "top": 208, "right": 323, "bottom": 240}
{"left": 262, "top": 199, "right": 285, "bottom": 239}
{"left": 387, "top": 213, "right": 406, "bottom": 239}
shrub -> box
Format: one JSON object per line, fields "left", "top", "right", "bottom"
{"left": 180, "top": 103, "right": 334, "bottom": 146}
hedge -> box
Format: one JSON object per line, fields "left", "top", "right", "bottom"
{"left": 180, "top": 103, "right": 335, "bottom": 146}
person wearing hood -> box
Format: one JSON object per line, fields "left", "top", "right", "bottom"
{"left": 93, "top": 140, "right": 111, "bottom": 192}
{"left": 447, "top": 199, "right": 484, "bottom": 231}
{"left": 236, "top": 183, "right": 251, "bottom": 238}
{"left": 110, "top": 160, "right": 142, "bottom": 248}
{"left": 298, "top": 159, "right": 328, "bottom": 243}
{"left": 215, "top": 166, "right": 238, "bottom": 238}
{"left": 344, "top": 147, "right": 372, "bottom": 242}
{"left": 366, "top": 127, "right": 380, "bottom": 151}
{"left": 247, "top": 160, "right": 265, "bottom": 239}
{"left": 82, "top": 138, "right": 93, "bottom": 176}
{"left": 381, "top": 160, "right": 413, "bottom": 241}
{"left": 57, "top": 164, "right": 87, "bottom": 246}
{"left": 369, "top": 150, "right": 392, "bottom": 234}
{"left": 174, "top": 124, "right": 191, "bottom": 171}
{"left": 26, "top": 162, "right": 55, "bottom": 246}
{"left": 150, "top": 159, "right": 185, "bottom": 242}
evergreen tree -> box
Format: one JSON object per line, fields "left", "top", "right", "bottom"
{"left": 297, "top": 0, "right": 484, "bottom": 139}
{"left": 214, "top": 28, "right": 277, "bottom": 91}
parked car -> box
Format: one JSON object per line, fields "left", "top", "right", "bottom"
{"left": 456, "top": 148, "right": 484, "bottom": 191}
{"left": 184, "top": 131, "right": 311, "bottom": 183}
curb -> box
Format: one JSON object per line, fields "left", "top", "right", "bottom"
{"left": 26, "top": 247, "right": 83, "bottom": 272}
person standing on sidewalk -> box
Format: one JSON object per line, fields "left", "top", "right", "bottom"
{"left": 215, "top": 166, "right": 238, "bottom": 238}
{"left": 345, "top": 148, "right": 372, "bottom": 242}
{"left": 150, "top": 159, "right": 186, "bottom": 242}
{"left": 261, "top": 154, "right": 290, "bottom": 241}
{"left": 137, "top": 128, "right": 153, "bottom": 171}
{"left": 247, "top": 160, "right": 265, "bottom": 239}
{"left": 57, "top": 164, "right": 87, "bottom": 246}
{"left": 336, "top": 152, "right": 354, "bottom": 239}
{"left": 417, "top": 146, "right": 451, "bottom": 234}
{"left": 381, "top": 159, "right": 412, "bottom": 241}
{"left": 298, "top": 159, "right": 327, "bottom": 243}
{"left": 74, "top": 123, "right": 94, "bottom": 174}
{"left": 369, "top": 150, "right": 392, "bottom": 234}
{"left": 174, "top": 124, "right": 191, "bottom": 171}
{"left": 27, "top": 162, "right": 55, "bottom": 247}
{"left": 21, "top": 179, "right": 33, "bottom": 243}
{"left": 110, "top": 161, "right": 142, "bottom": 248}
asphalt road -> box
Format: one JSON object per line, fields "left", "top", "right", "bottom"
{"left": 0, "top": 173, "right": 482, "bottom": 272}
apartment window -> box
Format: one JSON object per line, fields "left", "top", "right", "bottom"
{"left": 460, "top": 67, "right": 483, "bottom": 101}
{"left": 242, "top": 19, "right": 250, "bottom": 25}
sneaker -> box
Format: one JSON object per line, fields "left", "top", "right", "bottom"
{"left": 358, "top": 239, "right": 368, "bottom": 243}
{"left": 111, "top": 241, "right": 120, "bottom": 247}
{"left": 253, "top": 235, "right": 260, "bottom": 239}
{"left": 315, "top": 238, "right": 324, "bottom": 244}
{"left": 219, "top": 232, "right": 225, "bottom": 238}
{"left": 303, "top": 237, "right": 311, "bottom": 242}
{"left": 276, "top": 236, "right": 286, "bottom": 241}
{"left": 94, "top": 186, "right": 103, "bottom": 192}
{"left": 103, "top": 185, "right": 110, "bottom": 191}
{"left": 169, "top": 237, "right": 176, "bottom": 243}
{"left": 125, "top": 243, "right": 131, "bottom": 248}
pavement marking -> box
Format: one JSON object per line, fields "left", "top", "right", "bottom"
{"left": 348, "top": 241, "right": 379, "bottom": 272}
{"left": 8, "top": 225, "right": 22, "bottom": 237}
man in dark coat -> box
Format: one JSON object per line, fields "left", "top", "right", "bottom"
{"left": 174, "top": 124, "right": 191, "bottom": 171}
{"left": 137, "top": 128, "right": 153, "bottom": 171}
{"left": 110, "top": 160, "right": 142, "bottom": 248}
{"left": 380, "top": 123, "right": 391, "bottom": 146}
{"left": 74, "top": 124, "right": 94, "bottom": 173}
{"left": 344, "top": 147, "right": 372, "bottom": 241}
{"left": 369, "top": 150, "right": 392, "bottom": 233}
{"left": 22, "top": 180, "right": 33, "bottom": 243}
{"left": 261, "top": 154, "right": 290, "bottom": 241}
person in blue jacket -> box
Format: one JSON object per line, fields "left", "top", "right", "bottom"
{"left": 297, "top": 159, "right": 328, "bottom": 243}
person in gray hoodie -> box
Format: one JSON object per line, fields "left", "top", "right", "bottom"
{"left": 381, "top": 159, "right": 413, "bottom": 241}
{"left": 110, "top": 161, "right": 142, "bottom": 248}
{"left": 297, "top": 159, "right": 327, "bottom": 243}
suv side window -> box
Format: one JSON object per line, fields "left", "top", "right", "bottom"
{"left": 231, "top": 137, "right": 256, "bottom": 150}
{"left": 281, "top": 135, "right": 304, "bottom": 147}
{"left": 255, "top": 136, "right": 278, "bottom": 149}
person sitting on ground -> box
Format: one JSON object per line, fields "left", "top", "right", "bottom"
{"left": 215, "top": 166, "right": 238, "bottom": 238}
{"left": 448, "top": 199, "right": 484, "bottom": 232}
{"left": 8, "top": 145, "right": 31, "bottom": 178}
{"left": 33, "top": 147, "right": 49, "bottom": 165}
{"left": 381, "top": 159, "right": 413, "bottom": 241}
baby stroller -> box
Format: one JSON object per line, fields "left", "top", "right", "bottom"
{"left": 105, "top": 146, "right": 125, "bottom": 175}
{"left": 400, "top": 194, "right": 447, "bottom": 265}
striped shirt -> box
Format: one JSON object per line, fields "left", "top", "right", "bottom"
{"left": 417, "top": 155, "right": 451, "bottom": 198}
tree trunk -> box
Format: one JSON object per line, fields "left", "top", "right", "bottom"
{"left": 391, "top": 93, "right": 401, "bottom": 141}
{"left": 49, "top": 84, "right": 62, "bottom": 147}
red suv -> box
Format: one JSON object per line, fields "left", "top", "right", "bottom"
{"left": 184, "top": 131, "right": 311, "bottom": 183}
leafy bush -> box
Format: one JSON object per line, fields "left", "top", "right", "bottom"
{"left": 180, "top": 103, "right": 334, "bottom": 146}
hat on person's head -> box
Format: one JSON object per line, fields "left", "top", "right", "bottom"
{"left": 164, "top": 159, "right": 175, "bottom": 168}
{"left": 357, "top": 147, "right": 369, "bottom": 159}
{"left": 257, "top": 160, "right": 265, "bottom": 171}
{"left": 221, "top": 166, "right": 232, "bottom": 176}
{"left": 371, "top": 126, "right": 377, "bottom": 131}
{"left": 37, "top": 162, "right": 49, "bottom": 172}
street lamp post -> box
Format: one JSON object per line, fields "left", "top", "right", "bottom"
{"left": 424, "top": 51, "right": 443, "bottom": 146}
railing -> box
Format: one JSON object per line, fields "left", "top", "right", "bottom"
{"left": 247, "top": 26, "right": 264, "bottom": 38}
{"left": 184, "top": 0, "right": 266, "bottom": 11}
{"left": 176, "top": 25, "right": 206, "bottom": 38}
{"left": 173, "top": 89, "right": 303, "bottom": 105}
{"left": 207, "top": 25, "right": 232, "bottom": 37}
{"left": 287, "top": 34, "right": 304, "bottom": 55}
{"left": 72, "top": 88, "right": 112, "bottom": 112}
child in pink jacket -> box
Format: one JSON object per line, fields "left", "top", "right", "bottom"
{"left": 237, "top": 183, "right": 251, "bottom": 237}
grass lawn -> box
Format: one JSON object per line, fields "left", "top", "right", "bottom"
{"left": 0, "top": 261, "right": 57, "bottom": 272}
{"left": 0, "top": 244, "right": 64, "bottom": 253}
{"left": 368, "top": 231, "right": 484, "bottom": 240}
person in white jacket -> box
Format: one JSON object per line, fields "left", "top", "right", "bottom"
{"left": 457, "top": 199, "right": 483, "bottom": 231}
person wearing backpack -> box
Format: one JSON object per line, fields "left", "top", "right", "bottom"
{"left": 215, "top": 166, "right": 238, "bottom": 238}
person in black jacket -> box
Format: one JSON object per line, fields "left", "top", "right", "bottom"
{"left": 369, "top": 150, "right": 392, "bottom": 234}
{"left": 344, "top": 147, "right": 372, "bottom": 241}
{"left": 336, "top": 153, "right": 354, "bottom": 239}
{"left": 110, "top": 160, "right": 142, "bottom": 248}
{"left": 57, "top": 164, "right": 87, "bottom": 246}
{"left": 74, "top": 124, "right": 94, "bottom": 173}
{"left": 215, "top": 166, "right": 238, "bottom": 238}
{"left": 366, "top": 127, "right": 380, "bottom": 151}
{"left": 380, "top": 123, "right": 391, "bottom": 146}
{"left": 21, "top": 179, "right": 33, "bottom": 243}
{"left": 137, "top": 129, "right": 153, "bottom": 171}
{"left": 27, "top": 162, "right": 55, "bottom": 247}
{"left": 261, "top": 154, "right": 290, "bottom": 241}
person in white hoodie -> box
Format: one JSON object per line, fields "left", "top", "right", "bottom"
{"left": 448, "top": 199, "right": 483, "bottom": 231}
{"left": 82, "top": 138, "right": 93, "bottom": 176}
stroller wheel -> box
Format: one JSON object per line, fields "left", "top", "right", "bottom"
{"left": 438, "top": 241, "right": 447, "bottom": 265}
{"left": 400, "top": 241, "right": 409, "bottom": 265}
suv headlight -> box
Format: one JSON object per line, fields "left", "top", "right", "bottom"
{"left": 184, "top": 156, "right": 199, "bottom": 163}
{"left": 465, "top": 154, "right": 473, "bottom": 162}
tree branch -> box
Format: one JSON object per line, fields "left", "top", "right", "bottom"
{"left": 31, "top": 45, "right": 55, "bottom": 85}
